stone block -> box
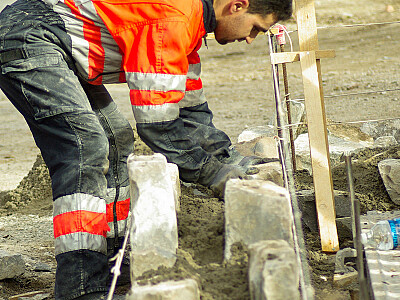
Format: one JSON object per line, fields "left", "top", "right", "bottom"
{"left": 167, "top": 163, "right": 181, "bottom": 212}
{"left": 0, "top": 250, "right": 25, "bottom": 280}
{"left": 248, "top": 161, "right": 283, "bottom": 187}
{"left": 127, "top": 153, "right": 178, "bottom": 278}
{"left": 378, "top": 159, "right": 400, "bottom": 205}
{"left": 336, "top": 217, "right": 353, "bottom": 240}
{"left": 374, "top": 136, "right": 398, "bottom": 148}
{"left": 297, "top": 190, "right": 353, "bottom": 231}
{"left": 252, "top": 137, "right": 279, "bottom": 159}
{"left": 237, "top": 125, "right": 276, "bottom": 143}
{"left": 249, "top": 240, "right": 300, "bottom": 300}
{"left": 234, "top": 136, "right": 277, "bottom": 158}
{"left": 224, "top": 180, "right": 293, "bottom": 260}
{"left": 126, "top": 279, "right": 200, "bottom": 300}
{"left": 294, "top": 133, "right": 371, "bottom": 173}
{"left": 360, "top": 119, "right": 400, "bottom": 143}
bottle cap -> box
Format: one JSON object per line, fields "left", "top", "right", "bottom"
{"left": 360, "top": 232, "right": 367, "bottom": 245}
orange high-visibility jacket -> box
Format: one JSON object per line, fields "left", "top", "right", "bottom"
{"left": 43, "top": 0, "right": 216, "bottom": 124}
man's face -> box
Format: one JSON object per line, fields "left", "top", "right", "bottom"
{"left": 214, "top": 11, "right": 276, "bottom": 45}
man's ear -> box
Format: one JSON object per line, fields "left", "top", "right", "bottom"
{"left": 228, "top": 0, "right": 250, "bottom": 14}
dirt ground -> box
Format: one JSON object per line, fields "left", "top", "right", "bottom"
{"left": 0, "top": 0, "right": 400, "bottom": 299}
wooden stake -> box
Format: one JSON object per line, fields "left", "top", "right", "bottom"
{"left": 295, "top": 0, "right": 339, "bottom": 252}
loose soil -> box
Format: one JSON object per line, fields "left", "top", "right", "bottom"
{"left": 1, "top": 0, "right": 400, "bottom": 299}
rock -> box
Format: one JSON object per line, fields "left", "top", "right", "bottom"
{"left": 378, "top": 159, "right": 400, "bottom": 205}
{"left": 336, "top": 217, "right": 353, "bottom": 240}
{"left": 386, "top": 5, "right": 395, "bottom": 13}
{"left": 224, "top": 180, "right": 293, "bottom": 260}
{"left": 33, "top": 262, "right": 51, "bottom": 272}
{"left": 167, "top": 163, "right": 181, "bottom": 212}
{"left": 0, "top": 250, "right": 25, "bottom": 280}
{"left": 234, "top": 136, "right": 279, "bottom": 159}
{"left": 294, "top": 133, "right": 371, "bottom": 173}
{"left": 249, "top": 240, "right": 300, "bottom": 300}
{"left": 127, "top": 153, "right": 178, "bottom": 278}
{"left": 360, "top": 119, "right": 400, "bottom": 143}
{"left": 126, "top": 279, "right": 200, "bottom": 300}
{"left": 297, "top": 190, "right": 355, "bottom": 234}
{"left": 237, "top": 125, "right": 276, "bottom": 143}
{"left": 248, "top": 161, "right": 283, "bottom": 186}
{"left": 252, "top": 137, "right": 279, "bottom": 159}
{"left": 374, "top": 136, "right": 398, "bottom": 148}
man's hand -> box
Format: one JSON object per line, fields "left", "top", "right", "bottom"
{"left": 222, "top": 147, "right": 279, "bottom": 174}
{"left": 237, "top": 156, "right": 279, "bottom": 169}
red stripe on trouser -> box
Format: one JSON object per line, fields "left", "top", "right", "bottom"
{"left": 53, "top": 211, "right": 110, "bottom": 239}
{"left": 106, "top": 198, "right": 130, "bottom": 223}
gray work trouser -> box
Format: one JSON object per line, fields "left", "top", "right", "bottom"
{"left": 0, "top": 0, "right": 134, "bottom": 299}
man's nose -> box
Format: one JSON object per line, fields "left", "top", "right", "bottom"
{"left": 245, "top": 36, "right": 255, "bottom": 44}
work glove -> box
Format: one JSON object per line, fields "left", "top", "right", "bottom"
{"left": 209, "top": 163, "right": 248, "bottom": 198}
{"left": 198, "top": 156, "right": 249, "bottom": 198}
{"left": 221, "top": 147, "right": 279, "bottom": 172}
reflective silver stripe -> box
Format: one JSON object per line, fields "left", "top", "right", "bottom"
{"left": 100, "top": 26, "right": 123, "bottom": 78}
{"left": 52, "top": 2, "right": 91, "bottom": 78}
{"left": 133, "top": 103, "right": 180, "bottom": 123}
{"left": 126, "top": 72, "right": 186, "bottom": 92}
{"left": 107, "top": 219, "right": 128, "bottom": 238}
{"left": 75, "top": 0, "right": 124, "bottom": 80}
{"left": 179, "top": 89, "right": 207, "bottom": 108}
{"left": 55, "top": 232, "right": 107, "bottom": 255}
{"left": 52, "top": 0, "right": 123, "bottom": 82}
{"left": 53, "top": 193, "right": 106, "bottom": 217}
{"left": 74, "top": 0, "right": 92, "bottom": 6}
{"left": 187, "top": 63, "right": 201, "bottom": 80}
{"left": 104, "top": 185, "right": 130, "bottom": 205}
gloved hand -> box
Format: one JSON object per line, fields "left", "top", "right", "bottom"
{"left": 198, "top": 156, "right": 249, "bottom": 198}
{"left": 221, "top": 147, "right": 279, "bottom": 173}
{"left": 209, "top": 163, "right": 248, "bottom": 198}
{"left": 237, "top": 156, "right": 280, "bottom": 169}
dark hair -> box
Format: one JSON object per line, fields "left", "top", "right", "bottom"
{"left": 247, "top": 0, "right": 293, "bottom": 21}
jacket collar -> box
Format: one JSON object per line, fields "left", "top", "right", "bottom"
{"left": 200, "top": 0, "right": 216, "bottom": 33}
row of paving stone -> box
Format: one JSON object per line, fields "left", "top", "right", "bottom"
{"left": 125, "top": 153, "right": 300, "bottom": 299}
{"left": 2, "top": 100, "right": 400, "bottom": 298}
{"left": 236, "top": 101, "right": 400, "bottom": 235}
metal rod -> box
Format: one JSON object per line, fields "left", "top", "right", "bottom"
{"left": 268, "top": 34, "right": 314, "bottom": 300}
{"left": 269, "top": 33, "right": 286, "bottom": 176}
{"left": 344, "top": 153, "right": 370, "bottom": 300}
{"left": 280, "top": 43, "right": 297, "bottom": 172}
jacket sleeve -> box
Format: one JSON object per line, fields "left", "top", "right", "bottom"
{"left": 114, "top": 21, "right": 219, "bottom": 182}
{"left": 178, "top": 41, "right": 233, "bottom": 162}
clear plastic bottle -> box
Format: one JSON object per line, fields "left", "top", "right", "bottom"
{"left": 361, "top": 218, "right": 400, "bottom": 250}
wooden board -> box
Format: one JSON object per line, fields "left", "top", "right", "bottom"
{"left": 295, "top": 0, "right": 339, "bottom": 252}
{"left": 270, "top": 50, "right": 335, "bottom": 64}
{"left": 300, "top": 51, "right": 339, "bottom": 252}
